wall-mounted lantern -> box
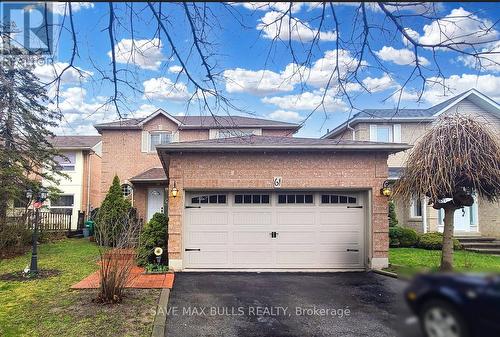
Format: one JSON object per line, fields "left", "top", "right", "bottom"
{"left": 380, "top": 180, "right": 392, "bottom": 197}
{"left": 171, "top": 181, "right": 179, "bottom": 198}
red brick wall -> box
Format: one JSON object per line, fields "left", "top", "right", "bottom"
{"left": 164, "top": 151, "right": 390, "bottom": 263}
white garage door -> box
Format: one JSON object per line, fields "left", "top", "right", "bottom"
{"left": 184, "top": 191, "right": 366, "bottom": 270}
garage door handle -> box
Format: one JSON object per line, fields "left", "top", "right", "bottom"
{"left": 347, "top": 206, "right": 363, "bottom": 209}
{"left": 185, "top": 205, "right": 201, "bottom": 209}
{"left": 185, "top": 248, "right": 201, "bottom": 251}
{"left": 346, "top": 249, "right": 359, "bottom": 252}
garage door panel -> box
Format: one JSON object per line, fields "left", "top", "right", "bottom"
{"left": 189, "top": 231, "right": 228, "bottom": 244}
{"left": 232, "top": 250, "right": 274, "bottom": 266}
{"left": 233, "top": 231, "right": 271, "bottom": 244}
{"left": 276, "top": 231, "right": 316, "bottom": 244}
{"left": 189, "top": 212, "right": 228, "bottom": 226}
{"left": 318, "top": 231, "right": 361, "bottom": 244}
{"left": 317, "top": 251, "right": 361, "bottom": 266}
{"left": 233, "top": 212, "right": 272, "bottom": 226}
{"left": 187, "top": 250, "right": 228, "bottom": 267}
{"left": 319, "top": 212, "right": 363, "bottom": 225}
{"left": 276, "top": 250, "right": 315, "bottom": 265}
{"left": 276, "top": 212, "right": 315, "bottom": 226}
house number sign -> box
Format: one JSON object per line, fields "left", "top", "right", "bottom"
{"left": 273, "top": 177, "right": 282, "bottom": 188}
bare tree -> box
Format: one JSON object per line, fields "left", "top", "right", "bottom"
{"left": 394, "top": 114, "right": 500, "bottom": 271}
{"left": 28, "top": 2, "right": 499, "bottom": 127}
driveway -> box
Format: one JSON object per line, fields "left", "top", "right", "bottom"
{"left": 165, "top": 272, "right": 422, "bottom": 337}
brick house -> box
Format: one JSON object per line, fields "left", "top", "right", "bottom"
{"left": 94, "top": 109, "right": 300, "bottom": 222}
{"left": 322, "top": 89, "right": 500, "bottom": 238}
{"left": 96, "top": 109, "right": 409, "bottom": 271}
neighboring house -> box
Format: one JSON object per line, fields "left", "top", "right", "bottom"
{"left": 43, "top": 136, "right": 102, "bottom": 230}
{"left": 94, "top": 109, "right": 300, "bottom": 223}
{"left": 322, "top": 89, "right": 500, "bottom": 238}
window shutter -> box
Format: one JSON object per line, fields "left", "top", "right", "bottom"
{"left": 393, "top": 124, "right": 401, "bottom": 143}
{"left": 369, "top": 125, "right": 377, "bottom": 141}
{"left": 141, "top": 131, "right": 149, "bottom": 152}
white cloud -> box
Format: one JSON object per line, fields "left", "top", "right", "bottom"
{"left": 34, "top": 62, "right": 92, "bottom": 85}
{"left": 459, "top": 41, "right": 500, "bottom": 73}
{"left": 409, "top": 7, "right": 498, "bottom": 49}
{"left": 262, "top": 89, "right": 347, "bottom": 112}
{"left": 50, "top": 2, "right": 94, "bottom": 16}
{"left": 109, "top": 38, "right": 164, "bottom": 70}
{"left": 267, "top": 110, "right": 303, "bottom": 122}
{"left": 132, "top": 104, "right": 159, "bottom": 118}
{"left": 257, "top": 11, "right": 336, "bottom": 42}
{"left": 362, "top": 73, "right": 396, "bottom": 92}
{"left": 375, "top": 46, "right": 430, "bottom": 66}
{"left": 143, "top": 77, "right": 191, "bottom": 101}
{"left": 224, "top": 68, "right": 295, "bottom": 95}
{"left": 397, "top": 73, "right": 500, "bottom": 104}
{"left": 224, "top": 49, "right": 362, "bottom": 95}
{"left": 231, "top": 2, "right": 306, "bottom": 13}
{"left": 49, "top": 87, "right": 115, "bottom": 135}
{"left": 168, "top": 65, "right": 183, "bottom": 74}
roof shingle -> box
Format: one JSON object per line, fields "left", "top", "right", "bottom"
{"left": 48, "top": 136, "right": 101, "bottom": 149}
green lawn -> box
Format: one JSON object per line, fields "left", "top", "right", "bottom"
{"left": 0, "top": 239, "right": 160, "bottom": 337}
{"left": 388, "top": 248, "right": 500, "bottom": 277}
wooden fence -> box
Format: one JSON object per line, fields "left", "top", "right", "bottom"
{"left": 23, "top": 211, "right": 73, "bottom": 232}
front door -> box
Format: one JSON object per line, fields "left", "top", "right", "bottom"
{"left": 454, "top": 206, "right": 471, "bottom": 231}
{"left": 147, "top": 188, "right": 165, "bottom": 221}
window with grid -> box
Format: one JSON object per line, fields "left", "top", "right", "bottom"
{"left": 234, "top": 194, "right": 270, "bottom": 204}
{"left": 191, "top": 194, "right": 227, "bottom": 204}
{"left": 150, "top": 132, "right": 172, "bottom": 151}
{"left": 277, "top": 194, "right": 313, "bottom": 204}
{"left": 54, "top": 152, "right": 76, "bottom": 171}
{"left": 321, "top": 194, "right": 357, "bottom": 204}
{"left": 50, "top": 195, "right": 74, "bottom": 214}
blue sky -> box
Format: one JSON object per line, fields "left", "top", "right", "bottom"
{"left": 15, "top": 2, "right": 500, "bottom": 136}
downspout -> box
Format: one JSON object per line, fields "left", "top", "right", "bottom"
{"left": 87, "top": 152, "right": 91, "bottom": 215}
{"left": 347, "top": 121, "right": 355, "bottom": 140}
{"left": 422, "top": 196, "right": 428, "bottom": 233}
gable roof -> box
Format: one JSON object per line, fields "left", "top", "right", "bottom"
{"left": 322, "top": 89, "right": 500, "bottom": 139}
{"left": 94, "top": 109, "right": 300, "bottom": 131}
{"left": 156, "top": 135, "right": 411, "bottom": 153}
{"left": 48, "top": 136, "right": 101, "bottom": 150}
{"left": 130, "top": 167, "right": 167, "bottom": 182}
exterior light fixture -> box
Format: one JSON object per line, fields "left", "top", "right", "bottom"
{"left": 26, "top": 189, "right": 33, "bottom": 200}
{"left": 380, "top": 180, "right": 392, "bottom": 197}
{"left": 171, "top": 181, "right": 178, "bottom": 198}
{"left": 39, "top": 187, "right": 48, "bottom": 202}
{"left": 154, "top": 247, "right": 163, "bottom": 265}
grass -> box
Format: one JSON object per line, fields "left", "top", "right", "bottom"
{"left": 0, "top": 238, "right": 160, "bottom": 337}
{"left": 387, "top": 248, "right": 500, "bottom": 277}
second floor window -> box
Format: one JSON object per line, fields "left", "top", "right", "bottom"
{"left": 150, "top": 132, "right": 172, "bottom": 151}
{"left": 369, "top": 124, "right": 401, "bottom": 143}
{"left": 55, "top": 152, "right": 76, "bottom": 171}
{"left": 376, "top": 126, "right": 391, "bottom": 142}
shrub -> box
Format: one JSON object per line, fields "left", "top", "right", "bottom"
{"left": 417, "top": 232, "right": 461, "bottom": 250}
{"left": 0, "top": 220, "right": 32, "bottom": 255}
{"left": 389, "top": 226, "right": 419, "bottom": 247}
{"left": 95, "top": 175, "right": 131, "bottom": 246}
{"left": 388, "top": 200, "right": 398, "bottom": 227}
{"left": 137, "top": 212, "right": 168, "bottom": 267}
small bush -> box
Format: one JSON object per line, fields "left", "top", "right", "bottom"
{"left": 388, "top": 201, "right": 398, "bottom": 227}
{"left": 389, "top": 226, "right": 419, "bottom": 247}
{"left": 417, "top": 232, "right": 461, "bottom": 250}
{"left": 0, "top": 220, "right": 32, "bottom": 255}
{"left": 137, "top": 213, "right": 168, "bottom": 267}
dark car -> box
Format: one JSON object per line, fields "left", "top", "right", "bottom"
{"left": 404, "top": 273, "right": 500, "bottom": 337}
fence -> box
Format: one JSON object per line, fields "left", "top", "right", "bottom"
{"left": 24, "top": 211, "right": 73, "bottom": 232}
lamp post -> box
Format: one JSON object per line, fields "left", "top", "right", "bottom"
{"left": 29, "top": 187, "right": 48, "bottom": 275}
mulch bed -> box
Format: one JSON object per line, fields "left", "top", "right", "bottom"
{"left": 0, "top": 269, "right": 61, "bottom": 281}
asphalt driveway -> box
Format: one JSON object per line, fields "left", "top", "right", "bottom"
{"left": 165, "top": 272, "right": 423, "bottom": 337}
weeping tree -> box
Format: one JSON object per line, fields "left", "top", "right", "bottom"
{"left": 394, "top": 114, "right": 500, "bottom": 271}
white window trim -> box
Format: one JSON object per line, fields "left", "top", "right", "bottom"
{"left": 148, "top": 131, "right": 173, "bottom": 153}
{"left": 56, "top": 152, "right": 77, "bottom": 172}
{"left": 369, "top": 124, "right": 401, "bottom": 143}
{"left": 410, "top": 196, "right": 423, "bottom": 219}
{"left": 49, "top": 194, "right": 75, "bottom": 213}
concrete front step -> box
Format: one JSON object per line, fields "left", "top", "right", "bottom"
{"left": 461, "top": 242, "right": 500, "bottom": 249}
{"left": 456, "top": 236, "right": 497, "bottom": 243}
{"left": 463, "top": 246, "right": 500, "bottom": 254}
